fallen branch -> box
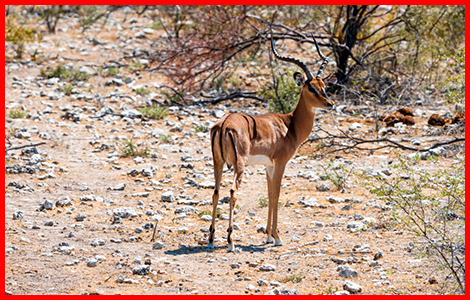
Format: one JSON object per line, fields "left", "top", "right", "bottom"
{"left": 5, "top": 142, "right": 46, "bottom": 152}
{"left": 195, "top": 91, "right": 266, "bottom": 105}
{"left": 62, "top": 57, "right": 85, "bottom": 62}
{"left": 308, "top": 126, "right": 464, "bottom": 155}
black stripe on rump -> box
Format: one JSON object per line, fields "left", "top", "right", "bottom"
{"left": 228, "top": 131, "right": 237, "bottom": 163}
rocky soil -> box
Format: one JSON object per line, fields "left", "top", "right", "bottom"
{"left": 4, "top": 9, "right": 464, "bottom": 295}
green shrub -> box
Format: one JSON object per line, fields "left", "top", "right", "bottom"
{"left": 359, "top": 155, "right": 465, "bottom": 294}
{"left": 78, "top": 5, "right": 107, "bottom": 33}
{"left": 60, "top": 84, "right": 74, "bottom": 96}
{"left": 40, "top": 64, "right": 93, "bottom": 82}
{"left": 443, "top": 47, "right": 465, "bottom": 110}
{"left": 150, "top": 21, "right": 163, "bottom": 30}
{"left": 127, "top": 61, "right": 143, "bottom": 71}
{"left": 258, "top": 68, "right": 300, "bottom": 114}
{"left": 194, "top": 124, "right": 208, "bottom": 133}
{"left": 140, "top": 105, "right": 168, "bottom": 120}
{"left": 37, "top": 5, "right": 64, "bottom": 34}
{"left": 96, "top": 67, "right": 121, "bottom": 77}
{"left": 40, "top": 64, "right": 66, "bottom": 78}
{"left": 120, "top": 139, "right": 150, "bottom": 157}
{"left": 5, "top": 16, "right": 43, "bottom": 59}
{"left": 158, "top": 134, "right": 172, "bottom": 143}
{"left": 7, "top": 110, "right": 25, "bottom": 119}
{"left": 284, "top": 275, "right": 303, "bottom": 283}
{"left": 198, "top": 208, "right": 222, "bottom": 218}
{"left": 135, "top": 87, "right": 152, "bottom": 95}
{"left": 106, "top": 67, "right": 121, "bottom": 76}
{"left": 258, "top": 196, "right": 268, "bottom": 208}
{"left": 320, "top": 158, "right": 353, "bottom": 191}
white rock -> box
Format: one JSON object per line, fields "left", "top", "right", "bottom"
{"left": 152, "top": 241, "right": 164, "bottom": 249}
{"left": 143, "top": 28, "right": 155, "bottom": 34}
{"left": 113, "top": 207, "right": 138, "bottom": 218}
{"left": 259, "top": 264, "right": 276, "bottom": 271}
{"left": 198, "top": 181, "right": 215, "bottom": 189}
{"left": 349, "top": 122, "right": 362, "bottom": 131}
{"left": 79, "top": 66, "right": 94, "bottom": 75}
{"left": 257, "top": 279, "right": 269, "bottom": 286}
{"left": 121, "top": 109, "right": 142, "bottom": 119}
{"left": 178, "top": 227, "right": 189, "bottom": 233}
{"left": 200, "top": 215, "right": 212, "bottom": 222}
{"left": 326, "top": 196, "right": 345, "bottom": 203}
{"left": 161, "top": 191, "right": 175, "bottom": 202}
{"left": 343, "top": 281, "right": 362, "bottom": 293}
{"left": 338, "top": 266, "right": 358, "bottom": 278}
{"left": 87, "top": 259, "right": 98, "bottom": 267}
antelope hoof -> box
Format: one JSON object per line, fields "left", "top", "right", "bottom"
{"left": 207, "top": 241, "right": 215, "bottom": 249}
{"left": 266, "top": 235, "right": 274, "bottom": 244}
{"left": 274, "top": 238, "right": 283, "bottom": 247}
{"left": 227, "top": 244, "right": 236, "bottom": 252}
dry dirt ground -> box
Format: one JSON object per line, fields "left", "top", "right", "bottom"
{"left": 4, "top": 9, "right": 463, "bottom": 295}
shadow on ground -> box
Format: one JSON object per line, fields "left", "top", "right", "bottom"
{"left": 164, "top": 243, "right": 268, "bottom": 256}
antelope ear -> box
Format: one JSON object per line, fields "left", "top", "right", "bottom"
{"left": 293, "top": 72, "right": 305, "bottom": 87}
{"left": 323, "top": 74, "right": 337, "bottom": 85}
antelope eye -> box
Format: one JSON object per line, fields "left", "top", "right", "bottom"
{"left": 307, "top": 84, "right": 319, "bottom": 95}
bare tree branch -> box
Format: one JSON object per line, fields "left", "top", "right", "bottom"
{"left": 195, "top": 91, "right": 266, "bottom": 105}
{"left": 307, "top": 126, "right": 464, "bottom": 155}
{"left": 6, "top": 142, "right": 46, "bottom": 152}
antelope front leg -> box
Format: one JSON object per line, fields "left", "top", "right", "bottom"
{"left": 265, "top": 166, "right": 274, "bottom": 244}
{"left": 269, "top": 162, "right": 286, "bottom": 246}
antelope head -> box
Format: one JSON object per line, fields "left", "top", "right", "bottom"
{"left": 271, "top": 34, "right": 336, "bottom": 110}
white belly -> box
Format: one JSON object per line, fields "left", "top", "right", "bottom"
{"left": 246, "top": 155, "right": 273, "bottom": 166}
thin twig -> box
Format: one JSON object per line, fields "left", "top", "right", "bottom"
{"left": 196, "top": 92, "right": 266, "bottom": 105}
{"left": 309, "top": 126, "right": 464, "bottom": 155}
{"left": 157, "top": 85, "right": 187, "bottom": 106}
{"left": 6, "top": 142, "right": 46, "bottom": 152}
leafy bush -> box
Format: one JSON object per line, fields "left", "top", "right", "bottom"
{"left": 194, "top": 124, "right": 208, "bottom": 133}
{"left": 7, "top": 110, "right": 25, "bottom": 119}
{"left": 198, "top": 208, "right": 222, "bottom": 218}
{"left": 78, "top": 5, "right": 107, "bottom": 32}
{"left": 40, "top": 64, "right": 93, "bottom": 82}
{"left": 105, "top": 67, "right": 121, "bottom": 76}
{"left": 37, "top": 5, "right": 64, "bottom": 34}
{"left": 258, "top": 195, "right": 268, "bottom": 207}
{"left": 320, "top": 159, "right": 354, "bottom": 191}
{"left": 258, "top": 68, "right": 300, "bottom": 114}
{"left": 150, "top": 20, "right": 164, "bottom": 30}
{"left": 59, "top": 85, "right": 74, "bottom": 96}
{"left": 140, "top": 105, "right": 168, "bottom": 120}
{"left": 96, "top": 67, "right": 121, "bottom": 77}
{"left": 443, "top": 47, "right": 465, "bottom": 110}
{"left": 127, "top": 61, "right": 143, "bottom": 71}
{"left": 5, "top": 16, "right": 43, "bottom": 59}
{"left": 158, "top": 134, "right": 171, "bottom": 144}
{"left": 284, "top": 275, "right": 303, "bottom": 283}
{"left": 120, "top": 139, "right": 150, "bottom": 157}
{"left": 135, "top": 87, "right": 152, "bottom": 95}
{"left": 359, "top": 155, "right": 465, "bottom": 294}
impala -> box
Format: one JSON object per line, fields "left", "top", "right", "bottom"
{"left": 207, "top": 34, "right": 337, "bottom": 251}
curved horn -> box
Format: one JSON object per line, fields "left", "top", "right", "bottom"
{"left": 311, "top": 34, "right": 329, "bottom": 79}
{"left": 271, "top": 34, "right": 313, "bottom": 82}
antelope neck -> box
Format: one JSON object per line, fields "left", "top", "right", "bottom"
{"left": 288, "top": 89, "right": 316, "bottom": 147}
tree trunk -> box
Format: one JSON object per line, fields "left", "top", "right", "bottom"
{"left": 333, "top": 5, "right": 366, "bottom": 84}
